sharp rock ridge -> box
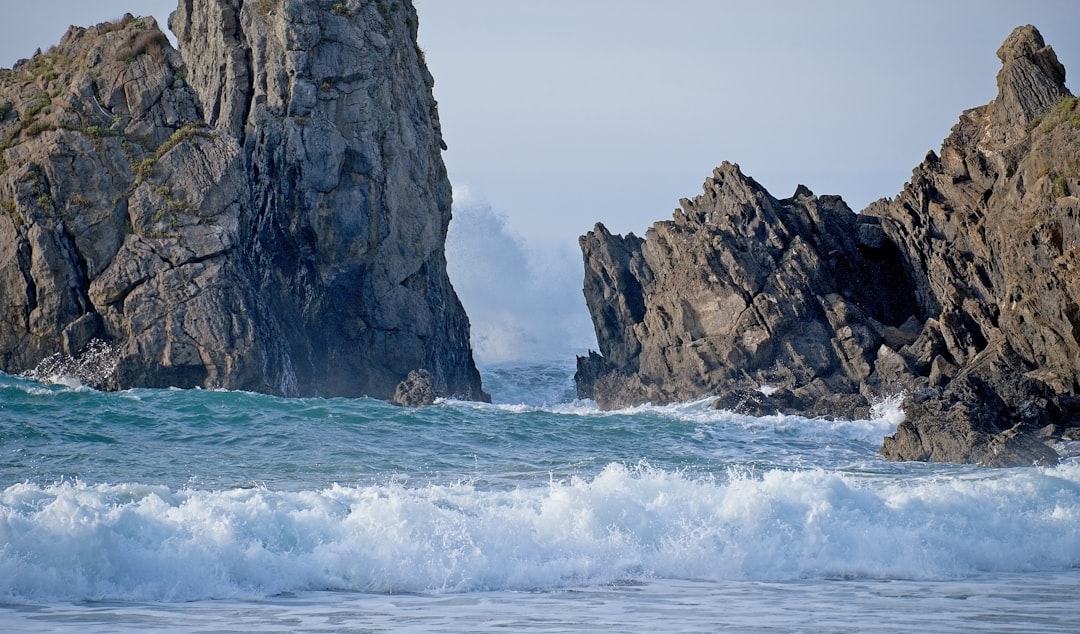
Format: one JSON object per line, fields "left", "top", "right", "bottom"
{"left": 576, "top": 25, "right": 1079, "bottom": 467}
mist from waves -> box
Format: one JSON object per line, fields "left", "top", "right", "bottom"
{"left": 446, "top": 186, "right": 596, "bottom": 364}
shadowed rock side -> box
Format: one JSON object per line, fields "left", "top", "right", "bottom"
{"left": 577, "top": 25, "right": 1080, "bottom": 466}
{"left": 0, "top": 1, "right": 487, "bottom": 401}
{"left": 577, "top": 168, "right": 917, "bottom": 415}
{"left": 870, "top": 25, "right": 1079, "bottom": 464}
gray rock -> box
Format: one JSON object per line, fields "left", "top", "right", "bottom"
{"left": 880, "top": 368, "right": 1062, "bottom": 467}
{"left": 577, "top": 163, "right": 915, "bottom": 412}
{"left": 986, "top": 24, "right": 1071, "bottom": 146}
{"left": 577, "top": 25, "right": 1079, "bottom": 466}
{"left": 0, "top": 4, "right": 487, "bottom": 402}
{"left": 392, "top": 369, "right": 436, "bottom": 407}
{"left": 870, "top": 24, "right": 1079, "bottom": 464}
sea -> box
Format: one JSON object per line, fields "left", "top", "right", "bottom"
{"left": 1, "top": 361, "right": 1079, "bottom": 633}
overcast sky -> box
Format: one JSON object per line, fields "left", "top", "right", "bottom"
{"left": 3, "top": 1, "right": 1078, "bottom": 362}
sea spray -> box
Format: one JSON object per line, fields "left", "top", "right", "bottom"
{"left": 445, "top": 188, "right": 595, "bottom": 364}
{"left": 22, "top": 339, "right": 118, "bottom": 391}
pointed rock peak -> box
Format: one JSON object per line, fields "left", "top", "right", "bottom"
{"left": 706, "top": 161, "right": 768, "bottom": 197}
{"left": 779, "top": 184, "right": 815, "bottom": 206}
{"left": 710, "top": 161, "right": 750, "bottom": 183}
{"left": 996, "top": 25, "right": 1061, "bottom": 72}
{"left": 988, "top": 25, "right": 1072, "bottom": 145}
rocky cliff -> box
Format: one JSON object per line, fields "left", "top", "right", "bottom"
{"left": 577, "top": 25, "right": 1079, "bottom": 466}
{"left": 0, "top": 0, "right": 487, "bottom": 401}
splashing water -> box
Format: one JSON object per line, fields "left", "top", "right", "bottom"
{"left": 22, "top": 338, "right": 118, "bottom": 390}
{"left": 1, "top": 361, "right": 1078, "bottom": 632}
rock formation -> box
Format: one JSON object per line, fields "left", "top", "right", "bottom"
{"left": 872, "top": 25, "right": 1079, "bottom": 465}
{"left": 0, "top": 1, "right": 487, "bottom": 401}
{"left": 391, "top": 368, "right": 436, "bottom": 407}
{"left": 577, "top": 25, "right": 1079, "bottom": 466}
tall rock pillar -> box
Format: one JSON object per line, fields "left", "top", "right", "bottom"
{"left": 171, "top": 0, "right": 486, "bottom": 399}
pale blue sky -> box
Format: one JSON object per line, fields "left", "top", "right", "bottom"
{"left": 3, "top": 2, "right": 1078, "bottom": 361}
{"left": 2, "top": 1, "right": 1076, "bottom": 244}
{"left": 416, "top": 1, "right": 1079, "bottom": 244}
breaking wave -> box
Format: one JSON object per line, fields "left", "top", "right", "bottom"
{"left": 2, "top": 461, "right": 1079, "bottom": 602}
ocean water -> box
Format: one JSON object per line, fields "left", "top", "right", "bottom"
{"left": 1, "top": 362, "right": 1078, "bottom": 632}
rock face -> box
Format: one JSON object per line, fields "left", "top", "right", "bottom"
{"left": 0, "top": 1, "right": 487, "bottom": 401}
{"left": 577, "top": 172, "right": 915, "bottom": 411}
{"left": 577, "top": 25, "right": 1079, "bottom": 466}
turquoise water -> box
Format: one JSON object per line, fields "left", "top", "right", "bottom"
{"left": 1, "top": 363, "right": 1079, "bottom": 631}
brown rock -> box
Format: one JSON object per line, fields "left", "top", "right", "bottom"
{"left": 577, "top": 164, "right": 916, "bottom": 412}
{"left": 577, "top": 25, "right": 1080, "bottom": 465}
{"left": 392, "top": 369, "right": 436, "bottom": 407}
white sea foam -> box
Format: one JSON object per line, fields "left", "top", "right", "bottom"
{"left": 37, "top": 375, "right": 77, "bottom": 389}
{"left": 0, "top": 375, "right": 81, "bottom": 397}
{"left": 868, "top": 391, "right": 907, "bottom": 426}
{"left": 471, "top": 361, "right": 907, "bottom": 447}
{"left": 2, "top": 461, "right": 1078, "bottom": 603}
{"left": 585, "top": 396, "right": 903, "bottom": 448}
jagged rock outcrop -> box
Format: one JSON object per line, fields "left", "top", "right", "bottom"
{"left": 0, "top": 1, "right": 487, "bottom": 401}
{"left": 576, "top": 170, "right": 917, "bottom": 409}
{"left": 872, "top": 24, "right": 1079, "bottom": 464}
{"left": 577, "top": 25, "right": 1079, "bottom": 466}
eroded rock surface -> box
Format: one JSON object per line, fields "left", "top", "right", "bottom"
{"left": 576, "top": 170, "right": 916, "bottom": 410}
{"left": 0, "top": 1, "right": 486, "bottom": 401}
{"left": 577, "top": 25, "right": 1079, "bottom": 466}
{"left": 391, "top": 368, "right": 436, "bottom": 407}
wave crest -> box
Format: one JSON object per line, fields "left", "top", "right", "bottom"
{"left": 3, "top": 462, "right": 1079, "bottom": 602}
